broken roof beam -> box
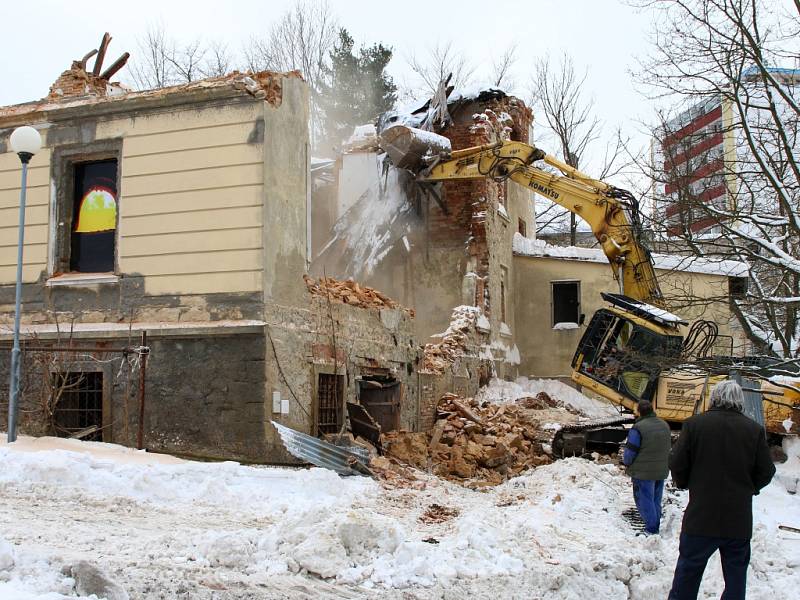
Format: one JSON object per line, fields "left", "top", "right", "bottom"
{"left": 92, "top": 32, "right": 112, "bottom": 76}
{"left": 79, "top": 49, "right": 98, "bottom": 70}
{"left": 100, "top": 52, "right": 130, "bottom": 80}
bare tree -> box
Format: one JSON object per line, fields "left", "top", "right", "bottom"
{"left": 490, "top": 43, "right": 518, "bottom": 90}
{"left": 634, "top": 0, "right": 800, "bottom": 359}
{"left": 530, "top": 53, "right": 628, "bottom": 243}
{"left": 202, "top": 40, "right": 233, "bottom": 78}
{"left": 244, "top": 0, "right": 337, "bottom": 146}
{"left": 166, "top": 38, "right": 207, "bottom": 83}
{"left": 128, "top": 25, "right": 238, "bottom": 90}
{"left": 407, "top": 41, "right": 475, "bottom": 98}
{"left": 129, "top": 23, "right": 173, "bottom": 89}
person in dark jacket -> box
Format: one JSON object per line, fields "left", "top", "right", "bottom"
{"left": 668, "top": 379, "right": 776, "bottom": 600}
{"left": 622, "top": 399, "right": 671, "bottom": 534}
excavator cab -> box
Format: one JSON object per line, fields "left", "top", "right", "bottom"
{"left": 571, "top": 295, "right": 685, "bottom": 412}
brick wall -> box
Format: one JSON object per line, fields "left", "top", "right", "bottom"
{"left": 48, "top": 64, "right": 110, "bottom": 100}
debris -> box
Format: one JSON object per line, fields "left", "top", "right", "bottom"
{"left": 346, "top": 402, "right": 382, "bottom": 447}
{"left": 376, "top": 393, "right": 556, "bottom": 487}
{"left": 380, "top": 124, "right": 452, "bottom": 171}
{"left": 419, "top": 504, "right": 460, "bottom": 524}
{"left": 421, "top": 306, "right": 481, "bottom": 374}
{"left": 516, "top": 391, "right": 573, "bottom": 411}
{"left": 368, "top": 456, "right": 426, "bottom": 490}
{"left": 271, "top": 421, "right": 371, "bottom": 476}
{"left": 303, "top": 275, "right": 414, "bottom": 316}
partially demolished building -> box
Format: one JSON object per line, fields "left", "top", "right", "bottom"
{"left": 1, "top": 43, "right": 748, "bottom": 464}
{"left": 0, "top": 46, "right": 420, "bottom": 462}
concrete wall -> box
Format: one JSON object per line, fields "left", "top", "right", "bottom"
{"left": 0, "top": 288, "right": 419, "bottom": 463}
{"left": 513, "top": 254, "right": 744, "bottom": 378}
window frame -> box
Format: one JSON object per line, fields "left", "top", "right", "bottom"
{"left": 49, "top": 140, "right": 123, "bottom": 278}
{"left": 551, "top": 279, "right": 581, "bottom": 327}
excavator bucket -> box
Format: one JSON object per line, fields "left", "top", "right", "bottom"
{"left": 379, "top": 124, "right": 452, "bottom": 173}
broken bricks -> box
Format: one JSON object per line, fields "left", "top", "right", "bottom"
{"left": 375, "top": 392, "right": 554, "bottom": 487}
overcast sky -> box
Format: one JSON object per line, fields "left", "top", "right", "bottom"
{"left": 1, "top": 0, "right": 657, "bottom": 174}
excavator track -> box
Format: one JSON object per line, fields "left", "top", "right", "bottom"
{"left": 552, "top": 415, "right": 634, "bottom": 458}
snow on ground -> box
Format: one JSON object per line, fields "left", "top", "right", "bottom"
{"left": 477, "top": 376, "right": 621, "bottom": 419}
{"left": 1, "top": 430, "right": 798, "bottom": 599}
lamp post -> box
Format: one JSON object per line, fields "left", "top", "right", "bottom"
{"left": 7, "top": 126, "right": 41, "bottom": 443}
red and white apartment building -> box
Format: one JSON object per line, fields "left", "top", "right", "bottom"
{"left": 655, "top": 67, "right": 800, "bottom": 237}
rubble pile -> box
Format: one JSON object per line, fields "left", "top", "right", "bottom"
{"left": 378, "top": 392, "right": 554, "bottom": 487}
{"left": 516, "top": 390, "right": 578, "bottom": 413}
{"left": 421, "top": 306, "right": 480, "bottom": 374}
{"left": 303, "top": 275, "right": 414, "bottom": 315}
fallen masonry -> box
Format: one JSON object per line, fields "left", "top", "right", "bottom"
{"left": 420, "top": 306, "right": 479, "bottom": 374}
{"left": 374, "top": 392, "right": 588, "bottom": 488}
{"left": 303, "top": 274, "right": 415, "bottom": 315}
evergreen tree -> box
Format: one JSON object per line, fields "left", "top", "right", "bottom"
{"left": 320, "top": 28, "right": 396, "bottom": 154}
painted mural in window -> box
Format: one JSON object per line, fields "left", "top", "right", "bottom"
{"left": 71, "top": 160, "right": 117, "bottom": 272}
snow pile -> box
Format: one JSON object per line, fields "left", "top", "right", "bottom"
{"left": 0, "top": 535, "right": 78, "bottom": 600}
{"left": 477, "top": 376, "right": 620, "bottom": 419}
{"left": 1, "top": 435, "right": 799, "bottom": 597}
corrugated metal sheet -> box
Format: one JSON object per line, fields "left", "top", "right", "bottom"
{"left": 271, "top": 421, "right": 371, "bottom": 476}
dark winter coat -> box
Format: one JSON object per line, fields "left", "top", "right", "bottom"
{"left": 625, "top": 413, "right": 671, "bottom": 480}
{"left": 669, "top": 407, "right": 775, "bottom": 539}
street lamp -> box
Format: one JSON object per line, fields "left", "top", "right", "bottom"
{"left": 7, "top": 126, "right": 41, "bottom": 443}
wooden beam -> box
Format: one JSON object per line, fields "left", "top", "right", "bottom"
{"left": 100, "top": 52, "right": 130, "bottom": 80}
{"left": 92, "top": 32, "right": 112, "bottom": 76}
{"left": 79, "top": 49, "right": 98, "bottom": 70}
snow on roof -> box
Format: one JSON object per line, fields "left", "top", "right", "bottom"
{"left": 512, "top": 233, "right": 749, "bottom": 277}
{"left": 377, "top": 85, "right": 508, "bottom": 133}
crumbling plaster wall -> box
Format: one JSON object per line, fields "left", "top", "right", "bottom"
{"left": 435, "top": 98, "right": 533, "bottom": 380}
{"left": 263, "top": 295, "right": 419, "bottom": 456}
{"left": 0, "top": 287, "right": 419, "bottom": 463}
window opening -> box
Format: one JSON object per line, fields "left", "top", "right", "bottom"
{"left": 729, "top": 276, "right": 748, "bottom": 299}
{"left": 518, "top": 218, "right": 527, "bottom": 237}
{"left": 357, "top": 375, "right": 401, "bottom": 433}
{"left": 500, "top": 265, "right": 509, "bottom": 323}
{"left": 52, "top": 371, "right": 103, "bottom": 440}
{"left": 316, "top": 373, "right": 344, "bottom": 435}
{"left": 552, "top": 281, "right": 580, "bottom": 326}
{"left": 71, "top": 159, "right": 118, "bottom": 272}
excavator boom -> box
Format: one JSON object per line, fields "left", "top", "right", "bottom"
{"left": 385, "top": 126, "right": 665, "bottom": 307}
{"left": 378, "top": 125, "right": 800, "bottom": 442}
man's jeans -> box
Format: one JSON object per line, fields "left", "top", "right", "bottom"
{"left": 632, "top": 478, "right": 664, "bottom": 534}
{"left": 668, "top": 533, "right": 750, "bottom": 600}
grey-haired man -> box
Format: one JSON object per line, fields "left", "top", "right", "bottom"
{"left": 668, "top": 379, "right": 775, "bottom": 600}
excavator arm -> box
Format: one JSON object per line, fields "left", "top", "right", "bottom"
{"left": 415, "top": 138, "right": 666, "bottom": 308}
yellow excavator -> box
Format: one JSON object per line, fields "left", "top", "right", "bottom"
{"left": 380, "top": 125, "right": 800, "bottom": 455}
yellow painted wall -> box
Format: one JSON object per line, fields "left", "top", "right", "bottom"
{"left": 513, "top": 254, "right": 744, "bottom": 378}
{"left": 0, "top": 101, "right": 267, "bottom": 295}
{"left": 0, "top": 149, "right": 52, "bottom": 283}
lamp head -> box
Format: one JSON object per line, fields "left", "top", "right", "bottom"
{"left": 9, "top": 126, "right": 42, "bottom": 164}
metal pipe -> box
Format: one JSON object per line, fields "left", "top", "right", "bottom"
{"left": 22, "top": 346, "right": 139, "bottom": 353}
{"left": 7, "top": 160, "right": 30, "bottom": 443}
{"left": 136, "top": 331, "right": 148, "bottom": 449}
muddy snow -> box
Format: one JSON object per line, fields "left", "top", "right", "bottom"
{"left": 0, "top": 434, "right": 798, "bottom": 599}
